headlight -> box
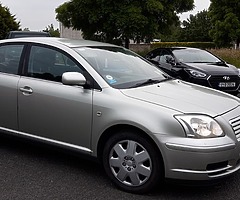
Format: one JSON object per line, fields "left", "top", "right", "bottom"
{"left": 175, "top": 115, "right": 224, "bottom": 138}
{"left": 188, "top": 70, "right": 207, "bottom": 78}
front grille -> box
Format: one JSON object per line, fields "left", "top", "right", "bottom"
{"left": 229, "top": 115, "right": 240, "bottom": 137}
{"left": 208, "top": 75, "right": 240, "bottom": 91}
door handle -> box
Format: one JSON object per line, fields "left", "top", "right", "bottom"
{"left": 19, "top": 86, "right": 33, "bottom": 95}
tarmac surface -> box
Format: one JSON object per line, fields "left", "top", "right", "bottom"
{"left": 0, "top": 134, "right": 239, "bottom": 200}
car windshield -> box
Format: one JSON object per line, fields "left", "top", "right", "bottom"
{"left": 74, "top": 46, "right": 168, "bottom": 89}
{"left": 173, "top": 48, "right": 222, "bottom": 63}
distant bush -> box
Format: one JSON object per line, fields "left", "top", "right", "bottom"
{"left": 132, "top": 42, "right": 216, "bottom": 56}
{"left": 131, "top": 42, "right": 240, "bottom": 68}
{"left": 150, "top": 42, "right": 215, "bottom": 49}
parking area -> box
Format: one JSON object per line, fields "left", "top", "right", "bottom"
{"left": 0, "top": 135, "right": 239, "bottom": 200}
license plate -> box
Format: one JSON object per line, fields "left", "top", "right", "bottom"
{"left": 219, "top": 82, "right": 236, "bottom": 87}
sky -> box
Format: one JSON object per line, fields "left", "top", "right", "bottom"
{"left": 179, "top": 0, "right": 211, "bottom": 21}
{"left": 0, "top": 0, "right": 211, "bottom": 31}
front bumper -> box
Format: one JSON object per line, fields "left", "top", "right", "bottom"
{"left": 163, "top": 139, "right": 240, "bottom": 180}
{"left": 188, "top": 75, "right": 240, "bottom": 94}
{"left": 156, "top": 106, "right": 240, "bottom": 181}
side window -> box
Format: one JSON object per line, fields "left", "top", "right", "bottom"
{"left": 27, "top": 46, "right": 83, "bottom": 82}
{"left": 0, "top": 45, "right": 24, "bottom": 75}
{"left": 159, "top": 50, "right": 174, "bottom": 64}
{"left": 146, "top": 50, "right": 160, "bottom": 62}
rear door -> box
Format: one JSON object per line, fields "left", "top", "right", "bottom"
{"left": 0, "top": 43, "right": 24, "bottom": 131}
{"left": 18, "top": 44, "right": 93, "bottom": 152}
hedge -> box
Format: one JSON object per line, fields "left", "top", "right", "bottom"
{"left": 150, "top": 42, "right": 216, "bottom": 49}
{"left": 130, "top": 42, "right": 216, "bottom": 56}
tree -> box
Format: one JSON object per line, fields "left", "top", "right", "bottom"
{"left": 43, "top": 24, "right": 60, "bottom": 37}
{"left": 209, "top": 0, "right": 240, "bottom": 47}
{"left": 177, "top": 10, "right": 212, "bottom": 42}
{"left": 56, "top": 0, "right": 194, "bottom": 48}
{"left": 0, "top": 3, "right": 20, "bottom": 39}
{"left": 157, "top": 24, "right": 181, "bottom": 42}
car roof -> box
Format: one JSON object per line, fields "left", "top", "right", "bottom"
{"left": 153, "top": 47, "right": 201, "bottom": 51}
{"left": 1, "top": 37, "right": 118, "bottom": 48}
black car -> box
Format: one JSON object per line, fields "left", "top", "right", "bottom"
{"left": 145, "top": 47, "right": 240, "bottom": 95}
{"left": 6, "top": 31, "right": 50, "bottom": 39}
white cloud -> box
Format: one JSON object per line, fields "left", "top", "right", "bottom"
{"left": 180, "top": 0, "right": 211, "bottom": 21}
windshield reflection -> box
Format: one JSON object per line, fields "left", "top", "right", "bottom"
{"left": 173, "top": 49, "right": 221, "bottom": 63}
{"left": 74, "top": 46, "right": 168, "bottom": 89}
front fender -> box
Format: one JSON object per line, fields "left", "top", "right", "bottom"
{"left": 90, "top": 89, "right": 184, "bottom": 156}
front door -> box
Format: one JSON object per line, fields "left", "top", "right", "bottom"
{"left": 18, "top": 45, "right": 93, "bottom": 152}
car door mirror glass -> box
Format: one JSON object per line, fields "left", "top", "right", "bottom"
{"left": 62, "top": 72, "right": 86, "bottom": 86}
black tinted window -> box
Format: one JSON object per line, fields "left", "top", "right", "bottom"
{"left": 28, "top": 46, "right": 83, "bottom": 82}
{"left": 159, "top": 50, "right": 174, "bottom": 64}
{"left": 146, "top": 50, "right": 160, "bottom": 62}
{"left": 0, "top": 45, "right": 24, "bottom": 75}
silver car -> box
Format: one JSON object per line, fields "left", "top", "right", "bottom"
{"left": 0, "top": 37, "right": 240, "bottom": 193}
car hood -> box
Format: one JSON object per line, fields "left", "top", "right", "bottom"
{"left": 185, "top": 62, "right": 238, "bottom": 75}
{"left": 121, "top": 80, "right": 239, "bottom": 116}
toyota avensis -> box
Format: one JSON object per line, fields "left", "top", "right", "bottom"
{"left": 145, "top": 47, "right": 240, "bottom": 96}
{"left": 0, "top": 38, "right": 240, "bottom": 193}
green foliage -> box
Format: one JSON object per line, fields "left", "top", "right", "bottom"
{"left": 156, "top": 24, "right": 182, "bottom": 42}
{"left": 178, "top": 10, "right": 212, "bottom": 42}
{"left": 131, "top": 42, "right": 216, "bottom": 56}
{"left": 0, "top": 3, "right": 20, "bottom": 39}
{"left": 56, "top": 0, "right": 194, "bottom": 48}
{"left": 43, "top": 24, "right": 60, "bottom": 37}
{"left": 209, "top": 0, "right": 240, "bottom": 47}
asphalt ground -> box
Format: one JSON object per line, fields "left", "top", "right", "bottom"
{"left": 0, "top": 135, "right": 239, "bottom": 200}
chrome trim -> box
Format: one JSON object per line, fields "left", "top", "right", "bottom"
{"left": 172, "top": 165, "right": 232, "bottom": 174}
{"left": 165, "top": 142, "right": 235, "bottom": 153}
{"left": 0, "top": 127, "right": 92, "bottom": 153}
{"left": 207, "top": 75, "right": 211, "bottom": 81}
{"left": 171, "top": 164, "right": 240, "bottom": 178}
{"left": 229, "top": 115, "right": 240, "bottom": 136}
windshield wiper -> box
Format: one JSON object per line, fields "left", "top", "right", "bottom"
{"left": 131, "top": 77, "right": 172, "bottom": 88}
{"left": 188, "top": 61, "right": 211, "bottom": 63}
{"left": 212, "top": 61, "right": 226, "bottom": 65}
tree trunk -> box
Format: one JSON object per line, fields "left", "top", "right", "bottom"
{"left": 124, "top": 38, "right": 130, "bottom": 49}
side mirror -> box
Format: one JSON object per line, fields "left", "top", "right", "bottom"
{"left": 62, "top": 72, "right": 86, "bottom": 86}
{"left": 166, "top": 56, "right": 176, "bottom": 65}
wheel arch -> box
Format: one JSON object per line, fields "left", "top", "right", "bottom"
{"left": 97, "top": 124, "right": 165, "bottom": 174}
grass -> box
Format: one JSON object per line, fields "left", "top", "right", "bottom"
{"left": 208, "top": 49, "right": 240, "bottom": 68}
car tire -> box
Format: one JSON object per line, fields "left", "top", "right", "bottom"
{"left": 102, "top": 129, "right": 163, "bottom": 194}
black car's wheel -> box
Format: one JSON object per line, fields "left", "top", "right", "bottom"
{"left": 102, "top": 130, "right": 163, "bottom": 193}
